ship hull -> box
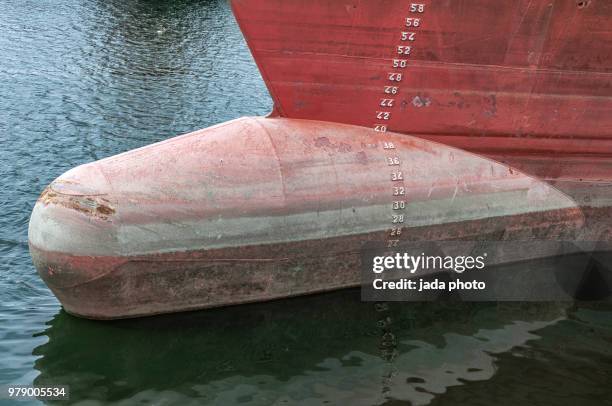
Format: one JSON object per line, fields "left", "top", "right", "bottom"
{"left": 232, "top": 0, "right": 612, "bottom": 208}
{"left": 28, "top": 0, "right": 612, "bottom": 319}
{"left": 29, "top": 117, "right": 588, "bottom": 319}
{"left": 27, "top": 213, "right": 581, "bottom": 319}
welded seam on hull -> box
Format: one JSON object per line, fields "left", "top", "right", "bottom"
{"left": 254, "top": 118, "right": 287, "bottom": 209}
{"left": 36, "top": 191, "right": 581, "bottom": 257}
{"left": 31, "top": 202, "right": 584, "bottom": 292}
{"left": 254, "top": 48, "right": 612, "bottom": 77}
{"left": 95, "top": 119, "right": 249, "bottom": 165}
{"left": 512, "top": 1, "right": 556, "bottom": 139}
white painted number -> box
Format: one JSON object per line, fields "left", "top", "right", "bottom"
{"left": 377, "top": 111, "right": 391, "bottom": 120}
{"left": 391, "top": 171, "right": 404, "bottom": 181}
{"left": 393, "top": 200, "right": 406, "bottom": 210}
{"left": 401, "top": 31, "right": 416, "bottom": 41}
{"left": 393, "top": 187, "right": 406, "bottom": 196}
{"left": 397, "top": 45, "right": 412, "bottom": 55}
{"left": 393, "top": 59, "right": 408, "bottom": 68}
{"left": 390, "top": 227, "right": 403, "bottom": 236}
{"left": 380, "top": 98, "right": 395, "bottom": 107}
{"left": 388, "top": 72, "right": 403, "bottom": 82}
{"left": 387, "top": 156, "right": 401, "bottom": 165}
{"left": 381, "top": 1, "right": 421, "bottom": 249}
{"left": 384, "top": 86, "right": 399, "bottom": 94}
{"left": 405, "top": 18, "right": 421, "bottom": 27}
{"left": 410, "top": 3, "right": 425, "bottom": 13}
{"left": 392, "top": 214, "right": 405, "bottom": 223}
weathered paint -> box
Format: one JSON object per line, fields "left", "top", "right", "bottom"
{"left": 28, "top": 0, "right": 612, "bottom": 318}
{"left": 29, "top": 118, "right": 587, "bottom": 319}
{"left": 231, "top": 0, "right": 612, "bottom": 204}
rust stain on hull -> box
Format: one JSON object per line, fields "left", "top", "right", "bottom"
{"left": 29, "top": 206, "right": 589, "bottom": 320}
{"left": 27, "top": 0, "right": 612, "bottom": 319}
{"left": 39, "top": 187, "right": 116, "bottom": 221}
{"left": 27, "top": 117, "right": 601, "bottom": 319}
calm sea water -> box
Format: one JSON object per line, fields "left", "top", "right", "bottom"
{"left": 1, "top": 0, "right": 611, "bottom": 404}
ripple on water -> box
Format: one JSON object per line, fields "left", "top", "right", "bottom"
{"left": 0, "top": 0, "right": 271, "bottom": 393}
{"left": 2, "top": 0, "right": 612, "bottom": 405}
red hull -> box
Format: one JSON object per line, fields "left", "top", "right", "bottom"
{"left": 232, "top": 0, "right": 612, "bottom": 201}
{"left": 28, "top": 0, "right": 612, "bottom": 318}
{"left": 28, "top": 118, "right": 587, "bottom": 318}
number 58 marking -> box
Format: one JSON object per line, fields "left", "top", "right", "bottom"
{"left": 410, "top": 3, "right": 425, "bottom": 13}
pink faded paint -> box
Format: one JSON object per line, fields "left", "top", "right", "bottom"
{"left": 29, "top": 118, "right": 590, "bottom": 319}
{"left": 231, "top": 0, "right": 612, "bottom": 205}
{"left": 28, "top": 0, "right": 612, "bottom": 318}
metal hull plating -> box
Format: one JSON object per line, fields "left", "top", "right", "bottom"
{"left": 231, "top": 0, "right": 612, "bottom": 207}
{"left": 29, "top": 118, "right": 587, "bottom": 319}
{"left": 28, "top": 0, "right": 612, "bottom": 318}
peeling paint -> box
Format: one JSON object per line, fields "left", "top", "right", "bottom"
{"left": 412, "top": 95, "right": 432, "bottom": 108}
{"left": 38, "top": 187, "right": 115, "bottom": 220}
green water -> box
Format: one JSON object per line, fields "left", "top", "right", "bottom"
{"left": 1, "top": 0, "right": 611, "bottom": 404}
{"left": 30, "top": 295, "right": 612, "bottom": 404}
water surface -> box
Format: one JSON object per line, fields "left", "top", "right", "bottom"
{"left": 1, "top": 0, "right": 611, "bottom": 404}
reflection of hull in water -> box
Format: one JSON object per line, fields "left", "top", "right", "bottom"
{"left": 33, "top": 291, "right": 572, "bottom": 405}
{"left": 29, "top": 118, "right": 586, "bottom": 319}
